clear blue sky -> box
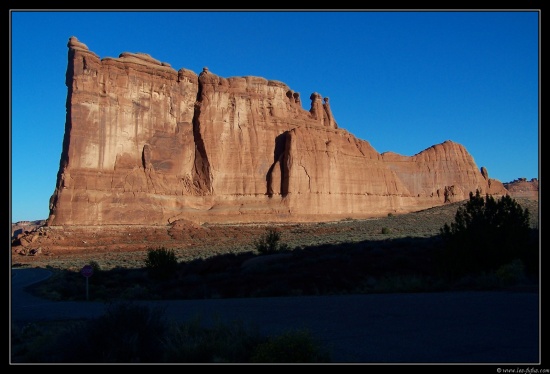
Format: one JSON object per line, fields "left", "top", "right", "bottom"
{"left": 10, "top": 10, "right": 540, "bottom": 223}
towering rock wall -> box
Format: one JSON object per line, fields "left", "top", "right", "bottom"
{"left": 47, "top": 37, "right": 507, "bottom": 226}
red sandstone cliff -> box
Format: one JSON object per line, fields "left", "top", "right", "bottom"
{"left": 47, "top": 37, "right": 508, "bottom": 226}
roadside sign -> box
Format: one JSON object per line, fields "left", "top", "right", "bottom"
{"left": 81, "top": 264, "right": 93, "bottom": 278}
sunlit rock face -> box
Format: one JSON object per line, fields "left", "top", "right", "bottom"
{"left": 47, "top": 36, "right": 508, "bottom": 226}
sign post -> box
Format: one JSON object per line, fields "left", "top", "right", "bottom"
{"left": 81, "top": 264, "right": 94, "bottom": 301}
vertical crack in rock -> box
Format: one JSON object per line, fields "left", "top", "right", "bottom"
{"left": 142, "top": 144, "right": 152, "bottom": 170}
{"left": 133, "top": 100, "right": 141, "bottom": 151}
{"left": 169, "top": 96, "right": 174, "bottom": 118}
{"left": 266, "top": 132, "right": 289, "bottom": 196}
{"left": 99, "top": 107, "right": 106, "bottom": 169}
{"left": 229, "top": 97, "right": 236, "bottom": 126}
{"left": 299, "top": 162, "right": 312, "bottom": 193}
{"left": 191, "top": 78, "right": 213, "bottom": 195}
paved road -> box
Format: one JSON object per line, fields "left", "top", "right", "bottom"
{"left": 11, "top": 268, "right": 540, "bottom": 363}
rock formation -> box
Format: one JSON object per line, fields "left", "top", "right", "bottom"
{"left": 504, "top": 178, "right": 539, "bottom": 200}
{"left": 47, "top": 36, "right": 508, "bottom": 226}
{"left": 11, "top": 220, "right": 46, "bottom": 241}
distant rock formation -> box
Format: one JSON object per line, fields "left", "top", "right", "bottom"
{"left": 11, "top": 220, "right": 46, "bottom": 242}
{"left": 504, "top": 178, "right": 539, "bottom": 200}
{"left": 47, "top": 36, "right": 508, "bottom": 226}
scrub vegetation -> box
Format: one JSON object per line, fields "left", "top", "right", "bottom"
{"left": 12, "top": 196, "right": 538, "bottom": 363}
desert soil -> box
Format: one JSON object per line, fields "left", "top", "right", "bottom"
{"left": 11, "top": 198, "right": 539, "bottom": 271}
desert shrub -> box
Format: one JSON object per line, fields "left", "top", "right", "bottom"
{"left": 12, "top": 303, "right": 169, "bottom": 363}
{"left": 163, "top": 317, "right": 264, "bottom": 363}
{"left": 254, "top": 228, "right": 289, "bottom": 254}
{"left": 11, "top": 322, "right": 46, "bottom": 362}
{"left": 254, "top": 279, "right": 292, "bottom": 297}
{"left": 381, "top": 227, "right": 391, "bottom": 235}
{"left": 438, "top": 190, "right": 533, "bottom": 280}
{"left": 11, "top": 320, "right": 85, "bottom": 363}
{"left": 452, "top": 272, "right": 501, "bottom": 290}
{"left": 13, "top": 306, "right": 329, "bottom": 363}
{"left": 495, "top": 259, "right": 527, "bottom": 287}
{"left": 373, "top": 275, "right": 426, "bottom": 293}
{"left": 56, "top": 302, "right": 168, "bottom": 363}
{"left": 119, "top": 284, "right": 152, "bottom": 300}
{"left": 89, "top": 260, "right": 101, "bottom": 272}
{"left": 250, "top": 329, "right": 330, "bottom": 363}
{"left": 88, "top": 260, "right": 102, "bottom": 281}
{"left": 144, "top": 247, "right": 178, "bottom": 280}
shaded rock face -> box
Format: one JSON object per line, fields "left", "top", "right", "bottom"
{"left": 47, "top": 36, "right": 508, "bottom": 226}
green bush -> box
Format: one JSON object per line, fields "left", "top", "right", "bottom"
{"left": 144, "top": 247, "right": 178, "bottom": 280}
{"left": 439, "top": 190, "right": 533, "bottom": 280}
{"left": 381, "top": 227, "right": 391, "bottom": 235}
{"left": 254, "top": 228, "right": 289, "bottom": 254}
